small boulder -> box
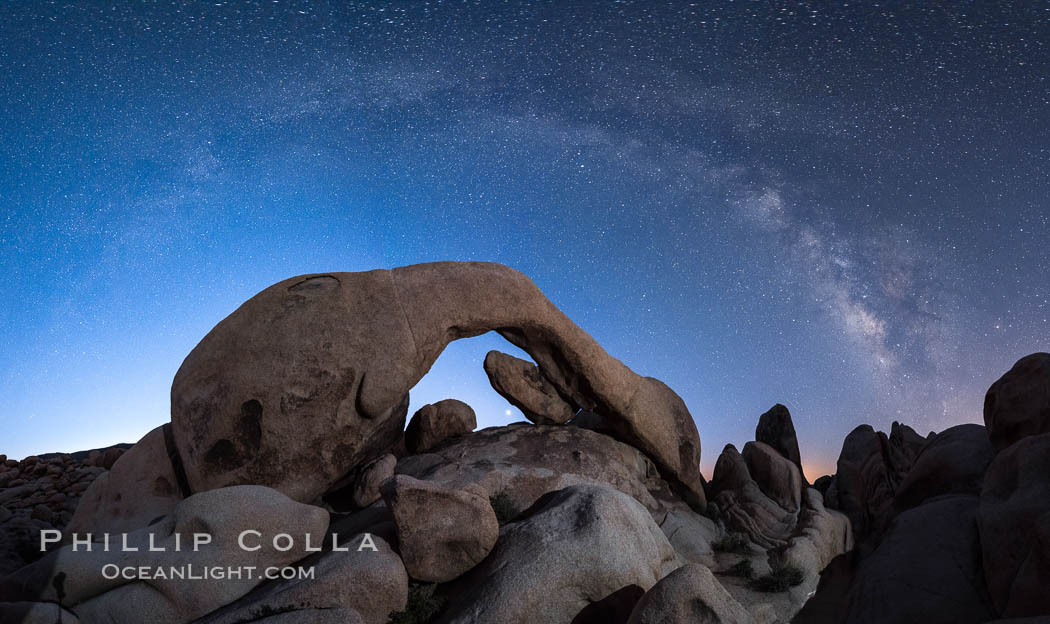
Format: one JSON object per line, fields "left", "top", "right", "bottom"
{"left": 352, "top": 453, "right": 397, "bottom": 508}
{"left": 381, "top": 475, "right": 497, "bottom": 582}
{"left": 984, "top": 353, "right": 1050, "bottom": 451}
{"left": 405, "top": 399, "right": 477, "bottom": 454}
{"left": 95, "top": 447, "right": 124, "bottom": 470}
{"left": 483, "top": 350, "right": 576, "bottom": 424}
{"left": 29, "top": 504, "right": 52, "bottom": 523}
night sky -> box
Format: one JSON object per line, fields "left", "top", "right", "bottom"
{"left": 2, "top": 2, "right": 1048, "bottom": 479}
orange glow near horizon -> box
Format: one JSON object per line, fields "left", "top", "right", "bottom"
{"left": 801, "top": 460, "right": 837, "bottom": 483}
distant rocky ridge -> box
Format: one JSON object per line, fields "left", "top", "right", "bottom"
{"left": 0, "top": 262, "right": 1047, "bottom": 624}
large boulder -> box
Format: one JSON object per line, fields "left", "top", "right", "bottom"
{"left": 979, "top": 432, "right": 1050, "bottom": 617}
{"left": 65, "top": 424, "right": 183, "bottom": 537}
{"left": 170, "top": 262, "right": 704, "bottom": 506}
{"left": 893, "top": 424, "right": 995, "bottom": 511}
{"left": 885, "top": 421, "right": 928, "bottom": 489}
{"left": 195, "top": 533, "right": 407, "bottom": 624}
{"left": 779, "top": 488, "right": 853, "bottom": 591}
{"left": 439, "top": 484, "right": 679, "bottom": 624}
{"left": 825, "top": 425, "right": 895, "bottom": 541}
{"left": 824, "top": 421, "right": 928, "bottom": 544}
{"left": 395, "top": 423, "right": 675, "bottom": 520}
{"left": 710, "top": 444, "right": 797, "bottom": 549}
{"left": 755, "top": 404, "right": 804, "bottom": 483}
{"left": 1, "top": 486, "right": 329, "bottom": 624}
{"left": 659, "top": 507, "right": 720, "bottom": 568}
{"left": 483, "top": 350, "right": 576, "bottom": 424}
{"left": 741, "top": 441, "right": 801, "bottom": 513}
{"left": 381, "top": 475, "right": 498, "bottom": 583}
{"left": 627, "top": 562, "right": 754, "bottom": 624}
{"left": 984, "top": 353, "right": 1050, "bottom": 451}
{"left": 405, "top": 399, "right": 477, "bottom": 454}
{"left": 794, "top": 495, "right": 995, "bottom": 624}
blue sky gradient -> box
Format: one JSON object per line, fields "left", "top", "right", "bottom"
{"left": 3, "top": 2, "right": 1048, "bottom": 479}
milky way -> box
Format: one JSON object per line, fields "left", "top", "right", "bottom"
{"left": 2, "top": 2, "right": 1048, "bottom": 478}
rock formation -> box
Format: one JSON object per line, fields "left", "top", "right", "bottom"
{"left": 483, "top": 350, "right": 577, "bottom": 424}
{"left": 2, "top": 263, "right": 738, "bottom": 624}
{"left": 168, "top": 262, "right": 704, "bottom": 506}
{"left": 701, "top": 406, "right": 852, "bottom": 622}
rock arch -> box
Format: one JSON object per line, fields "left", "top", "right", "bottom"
{"left": 166, "top": 262, "right": 703, "bottom": 506}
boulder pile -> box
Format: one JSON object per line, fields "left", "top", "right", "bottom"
{"left": 0, "top": 447, "right": 123, "bottom": 575}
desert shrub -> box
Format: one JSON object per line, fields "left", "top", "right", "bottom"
{"left": 751, "top": 563, "right": 805, "bottom": 592}
{"left": 489, "top": 490, "right": 520, "bottom": 525}
{"left": 711, "top": 532, "right": 751, "bottom": 555}
{"left": 722, "top": 558, "right": 754, "bottom": 579}
{"left": 390, "top": 583, "right": 446, "bottom": 624}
